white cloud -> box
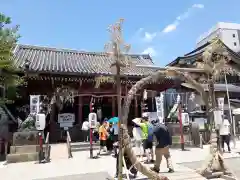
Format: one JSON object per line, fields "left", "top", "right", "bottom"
{"left": 142, "top": 47, "right": 157, "bottom": 57}
{"left": 192, "top": 4, "right": 204, "bottom": 9}
{"left": 162, "top": 3, "right": 204, "bottom": 34}
{"left": 162, "top": 22, "right": 179, "bottom": 33}
{"left": 143, "top": 32, "right": 157, "bottom": 42}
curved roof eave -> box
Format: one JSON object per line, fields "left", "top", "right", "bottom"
{"left": 168, "top": 39, "right": 240, "bottom": 67}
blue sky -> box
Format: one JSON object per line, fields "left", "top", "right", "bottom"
{"left": 1, "top": 0, "right": 240, "bottom": 66}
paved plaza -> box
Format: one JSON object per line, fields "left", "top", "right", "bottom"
{"left": 0, "top": 141, "right": 240, "bottom": 180}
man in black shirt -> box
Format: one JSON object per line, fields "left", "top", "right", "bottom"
{"left": 150, "top": 123, "right": 174, "bottom": 173}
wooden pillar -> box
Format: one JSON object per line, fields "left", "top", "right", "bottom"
{"left": 78, "top": 81, "right": 83, "bottom": 124}
{"left": 78, "top": 96, "right": 83, "bottom": 124}
{"left": 140, "top": 89, "right": 144, "bottom": 116}
{"left": 134, "top": 96, "right": 138, "bottom": 117}
{"left": 112, "top": 97, "right": 116, "bottom": 117}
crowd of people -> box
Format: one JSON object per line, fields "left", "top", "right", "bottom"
{"left": 81, "top": 113, "right": 175, "bottom": 178}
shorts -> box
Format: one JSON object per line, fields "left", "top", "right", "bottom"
{"left": 143, "top": 139, "right": 153, "bottom": 150}
{"left": 100, "top": 140, "right": 107, "bottom": 147}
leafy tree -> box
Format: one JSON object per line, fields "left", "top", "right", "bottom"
{"left": 0, "top": 13, "right": 22, "bottom": 104}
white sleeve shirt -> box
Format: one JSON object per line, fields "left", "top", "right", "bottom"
{"left": 220, "top": 119, "right": 230, "bottom": 136}
{"left": 82, "top": 121, "right": 89, "bottom": 131}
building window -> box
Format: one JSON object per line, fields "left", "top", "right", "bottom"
{"left": 234, "top": 42, "right": 237, "bottom": 46}
{"left": 233, "top": 34, "right": 236, "bottom": 38}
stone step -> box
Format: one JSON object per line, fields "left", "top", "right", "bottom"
{"left": 71, "top": 142, "right": 99, "bottom": 152}
{"left": 6, "top": 152, "right": 39, "bottom": 163}
{"left": 10, "top": 145, "right": 43, "bottom": 154}
{"left": 71, "top": 146, "right": 99, "bottom": 152}
{"left": 71, "top": 142, "right": 99, "bottom": 148}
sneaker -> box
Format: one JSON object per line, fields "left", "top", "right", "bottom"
{"left": 168, "top": 168, "right": 174, "bottom": 173}
{"left": 150, "top": 167, "right": 159, "bottom": 173}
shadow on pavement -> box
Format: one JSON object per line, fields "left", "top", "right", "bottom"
{"left": 34, "top": 171, "right": 113, "bottom": 180}
{"left": 178, "top": 157, "right": 240, "bottom": 179}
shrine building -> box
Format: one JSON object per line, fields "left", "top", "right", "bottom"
{"left": 12, "top": 44, "right": 181, "bottom": 142}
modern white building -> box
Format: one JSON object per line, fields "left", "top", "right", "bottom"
{"left": 196, "top": 22, "right": 240, "bottom": 52}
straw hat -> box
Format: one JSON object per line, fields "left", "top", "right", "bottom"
{"left": 132, "top": 118, "right": 142, "bottom": 124}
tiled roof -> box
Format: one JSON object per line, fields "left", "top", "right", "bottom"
{"left": 166, "top": 40, "right": 240, "bottom": 67}
{"left": 182, "top": 83, "right": 240, "bottom": 92}
{"left": 13, "top": 44, "right": 157, "bottom": 76}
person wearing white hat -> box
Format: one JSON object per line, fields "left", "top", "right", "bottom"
{"left": 133, "top": 114, "right": 154, "bottom": 163}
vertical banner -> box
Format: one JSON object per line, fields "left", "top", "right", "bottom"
{"left": 30, "top": 95, "right": 40, "bottom": 114}
{"left": 217, "top": 97, "right": 224, "bottom": 115}
{"left": 155, "top": 93, "right": 164, "bottom": 124}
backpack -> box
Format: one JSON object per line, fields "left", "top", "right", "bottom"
{"left": 147, "top": 123, "right": 154, "bottom": 141}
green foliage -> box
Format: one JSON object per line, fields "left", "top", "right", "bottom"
{"left": 18, "top": 115, "right": 36, "bottom": 132}
{"left": 0, "top": 13, "right": 22, "bottom": 104}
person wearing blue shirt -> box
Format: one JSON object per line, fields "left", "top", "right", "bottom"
{"left": 150, "top": 123, "right": 174, "bottom": 173}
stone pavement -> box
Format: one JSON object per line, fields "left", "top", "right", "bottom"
{"left": 35, "top": 172, "right": 113, "bottom": 180}
{"left": 0, "top": 141, "right": 239, "bottom": 180}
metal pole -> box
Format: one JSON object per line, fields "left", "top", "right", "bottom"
{"left": 66, "top": 130, "right": 73, "bottom": 158}
{"left": 117, "top": 63, "right": 123, "bottom": 180}
{"left": 200, "top": 133, "right": 203, "bottom": 149}
{"left": 38, "top": 131, "right": 44, "bottom": 163}
{"left": 224, "top": 73, "right": 236, "bottom": 148}
{"left": 89, "top": 97, "right": 94, "bottom": 159}
{"left": 178, "top": 103, "right": 185, "bottom": 151}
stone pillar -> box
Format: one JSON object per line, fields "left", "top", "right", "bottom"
{"left": 112, "top": 97, "right": 116, "bottom": 117}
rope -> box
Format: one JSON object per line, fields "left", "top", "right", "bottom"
{"left": 128, "top": 159, "right": 141, "bottom": 172}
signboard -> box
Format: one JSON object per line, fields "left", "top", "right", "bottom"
{"left": 35, "top": 113, "right": 46, "bottom": 131}
{"left": 181, "top": 112, "right": 190, "bottom": 126}
{"left": 217, "top": 97, "right": 224, "bottom": 115}
{"left": 58, "top": 113, "right": 75, "bottom": 128}
{"left": 214, "top": 110, "right": 222, "bottom": 128}
{"left": 155, "top": 93, "right": 164, "bottom": 124}
{"left": 58, "top": 113, "right": 75, "bottom": 123}
{"left": 60, "top": 122, "right": 73, "bottom": 128}
{"left": 30, "top": 95, "right": 40, "bottom": 114}
{"left": 88, "top": 112, "right": 97, "bottom": 129}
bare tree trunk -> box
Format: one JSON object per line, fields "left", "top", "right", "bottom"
{"left": 121, "top": 70, "right": 170, "bottom": 179}
{"left": 198, "top": 78, "right": 230, "bottom": 177}
{"left": 121, "top": 125, "right": 169, "bottom": 180}
{"left": 120, "top": 69, "right": 230, "bottom": 179}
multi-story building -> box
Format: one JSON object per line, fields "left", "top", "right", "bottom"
{"left": 196, "top": 22, "right": 240, "bottom": 52}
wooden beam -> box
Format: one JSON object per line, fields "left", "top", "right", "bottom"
{"left": 136, "top": 65, "right": 206, "bottom": 73}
